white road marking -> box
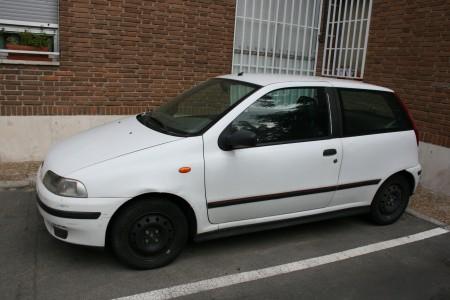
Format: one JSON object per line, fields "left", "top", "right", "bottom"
{"left": 114, "top": 227, "right": 449, "bottom": 300}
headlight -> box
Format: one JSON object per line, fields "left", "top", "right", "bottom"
{"left": 43, "top": 170, "right": 88, "bottom": 198}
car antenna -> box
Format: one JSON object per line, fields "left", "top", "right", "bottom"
{"left": 238, "top": 71, "right": 244, "bottom": 76}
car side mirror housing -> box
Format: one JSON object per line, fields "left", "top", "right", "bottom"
{"left": 219, "top": 129, "right": 257, "bottom": 151}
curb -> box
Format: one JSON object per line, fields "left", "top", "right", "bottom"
{"left": 406, "top": 208, "right": 448, "bottom": 227}
{"left": 0, "top": 177, "right": 35, "bottom": 190}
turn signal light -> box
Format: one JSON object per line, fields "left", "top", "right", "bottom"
{"left": 179, "top": 167, "right": 191, "bottom": 173}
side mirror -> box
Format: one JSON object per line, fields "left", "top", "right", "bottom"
{"left": 219, "top": 129, "right": 257, "bottom": 151}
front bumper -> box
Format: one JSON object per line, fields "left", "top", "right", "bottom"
{"left": 36, "top": 170, "right": 129, "bottom": 247}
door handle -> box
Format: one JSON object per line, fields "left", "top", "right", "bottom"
{"left": 323, "top": 149, "right": 337, "bottom": 156}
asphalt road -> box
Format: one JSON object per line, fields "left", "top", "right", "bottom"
{"left": 1, "top": 190, "right": 449, "bottom": 300}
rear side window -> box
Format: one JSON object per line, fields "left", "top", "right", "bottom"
{"left": 338, "top": 89, "right": 412, "bottom": 136}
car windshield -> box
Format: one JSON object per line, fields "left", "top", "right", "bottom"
{"left": 137, "top": 79, "right": 260, "bottom": 136}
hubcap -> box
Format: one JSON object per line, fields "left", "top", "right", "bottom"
{"left": 129, "top": 215, "right": 174, "bottom": 255}
{"left": 380, "top": 184, "right": 403, "bottom": 214}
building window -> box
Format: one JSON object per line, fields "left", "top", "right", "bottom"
{"left": 0, "top": 0, "right": 59, "bottom": 64}
{"left": 232, "top": 0, "right": 322, "bottom": 75}
{"left": 321, "top": 0, "right": 372, "bottom": 79}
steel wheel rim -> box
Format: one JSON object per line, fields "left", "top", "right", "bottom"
{"left": 129, "top": 214, "right": 174, "bottom": 255}
{"left": 380, "top": 184, "right": 403, "bottom": 214}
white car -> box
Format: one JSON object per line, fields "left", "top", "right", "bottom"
{"left": 36, "top": 74, "right": 421, "bottom": 269}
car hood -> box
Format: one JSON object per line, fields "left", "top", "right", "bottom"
{"left": 42, "top": 116, "right": 182, "bottom": 176}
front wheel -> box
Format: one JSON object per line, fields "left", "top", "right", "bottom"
{"left": 370, "top": 175, "right": 411, "bottom": 225}
{"left": 110, "top": 198, "right": 188, "bottom": 269}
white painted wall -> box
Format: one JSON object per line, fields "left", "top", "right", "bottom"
{"left": 0, "top": 116, "right": 449, "bottom": 196}
{"left": 0, "top": 115, "right": 126, "bottom": 162}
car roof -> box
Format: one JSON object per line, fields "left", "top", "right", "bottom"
{"left": 217, "top": 73, "right": 394, "bottom": 93}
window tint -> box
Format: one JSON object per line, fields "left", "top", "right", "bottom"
{"left": 339, "top": 89, "right": 412, "bottom": 136}
{"left": 228, "top": 87, "right": 330, "bottom": 145}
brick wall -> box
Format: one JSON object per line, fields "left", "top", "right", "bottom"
{"left": 363, "top": 0, "right": 450, "bottom": 148}
{"left": 0, "top": 0, "right": 236, "bottom": 116}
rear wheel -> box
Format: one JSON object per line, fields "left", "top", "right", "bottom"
{"left": 110, "top": 198, "right": 188, "bottom": 269}
{"left": 370, "top": 175, "right": 411, "bottom": 225}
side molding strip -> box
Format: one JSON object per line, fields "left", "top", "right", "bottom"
{"left": 208, "top": 179, "right": 381, "bottom": 209}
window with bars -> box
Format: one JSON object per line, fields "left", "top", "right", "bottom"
{"left": 0, "top": 0, "right": 59, "bottom": 64}
{"left": 321, "top": 0, "right": 372, "bottom": 79}
{"left": 232, "top": 0, "right": 322, "bottom": 76}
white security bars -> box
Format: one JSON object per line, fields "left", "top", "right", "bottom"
{"left": 321, "top": 0, "right": 372, "bottom": 79}
{"left": 233, "top": 0, "right": 322, "bottom": 75}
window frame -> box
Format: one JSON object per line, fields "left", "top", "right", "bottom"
{"left": 336, "top": 87, "right": 414, "bottom": 138}
{"left": 219, "top": 86, "right": 339, "bottom": 149}
{"left": 0, "top": 4, "right": 59, "bottom": 65}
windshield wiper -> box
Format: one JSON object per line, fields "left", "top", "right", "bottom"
{"left": 146, "top": 114, "right": 166, "bottom": 130}
{"left": 140, "top": 113, "right": 187, "bottom": 136}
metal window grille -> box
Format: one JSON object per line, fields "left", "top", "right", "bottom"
{"left": 232, "top": 0, "right": 323, "bottom": 75}
{"left": 321, "top": 0, "right": 372, "bottom": 79}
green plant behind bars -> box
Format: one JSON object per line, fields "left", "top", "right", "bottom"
{"left": 18, "top": 32, "right": 50, "bottom": 48}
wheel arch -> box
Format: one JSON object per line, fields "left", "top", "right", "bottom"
{"left": 397, "top": 170, "right": 416, "bottom": 195}
{"left": 105, "top": 192, "right": 198, "bottom": 247}
{"left": 382, "top": 170, "right": 416, "bottom": 196}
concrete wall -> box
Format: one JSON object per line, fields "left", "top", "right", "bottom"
{"left": 0, "top": 115, "right": 125, "bottom": 162}
{"left": 419, "top": 142, "right": 450, "bottom": 196}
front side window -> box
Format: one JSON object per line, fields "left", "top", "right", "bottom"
{"left": 339, "top": 89, "right": 413, "bottom": 136}
{"left": 137, "top": 79, "right": 259, "bottom": 136}
{"left": 227, "top": 87, "right": 331, "bottom": 145}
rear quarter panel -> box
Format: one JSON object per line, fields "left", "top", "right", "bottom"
{"left": 330, "top": 130, "right": 419, "bottom": 206}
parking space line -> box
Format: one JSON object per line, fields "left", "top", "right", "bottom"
{"left": 114, "top": 227, "right": 449, "bottom": 300}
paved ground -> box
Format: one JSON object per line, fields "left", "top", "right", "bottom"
{"left": 1, "top": 190, "right": 450, "bottom": 300}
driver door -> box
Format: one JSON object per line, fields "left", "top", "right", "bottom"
{"left": 203, "top": 84, "right": 342, "bottom": 224}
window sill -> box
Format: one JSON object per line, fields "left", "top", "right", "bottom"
{"left": 0, "top": 59, "right": 59, "bottom": 66}
{"left": 0, "top": 49, "right": 59, "bottom": 66}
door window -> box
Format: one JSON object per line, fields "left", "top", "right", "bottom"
{"left": 228, "top": 87, "right": 330, "bottom": 145}
{"left": 338, "top": 89, "right": 413, "bottom": 136}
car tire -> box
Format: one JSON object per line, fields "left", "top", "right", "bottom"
{"left": 110, "top": 198, "right": 188, "bottom": 269}
{"left": 370, "top": 175, "right": 411, "bottom": 225}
